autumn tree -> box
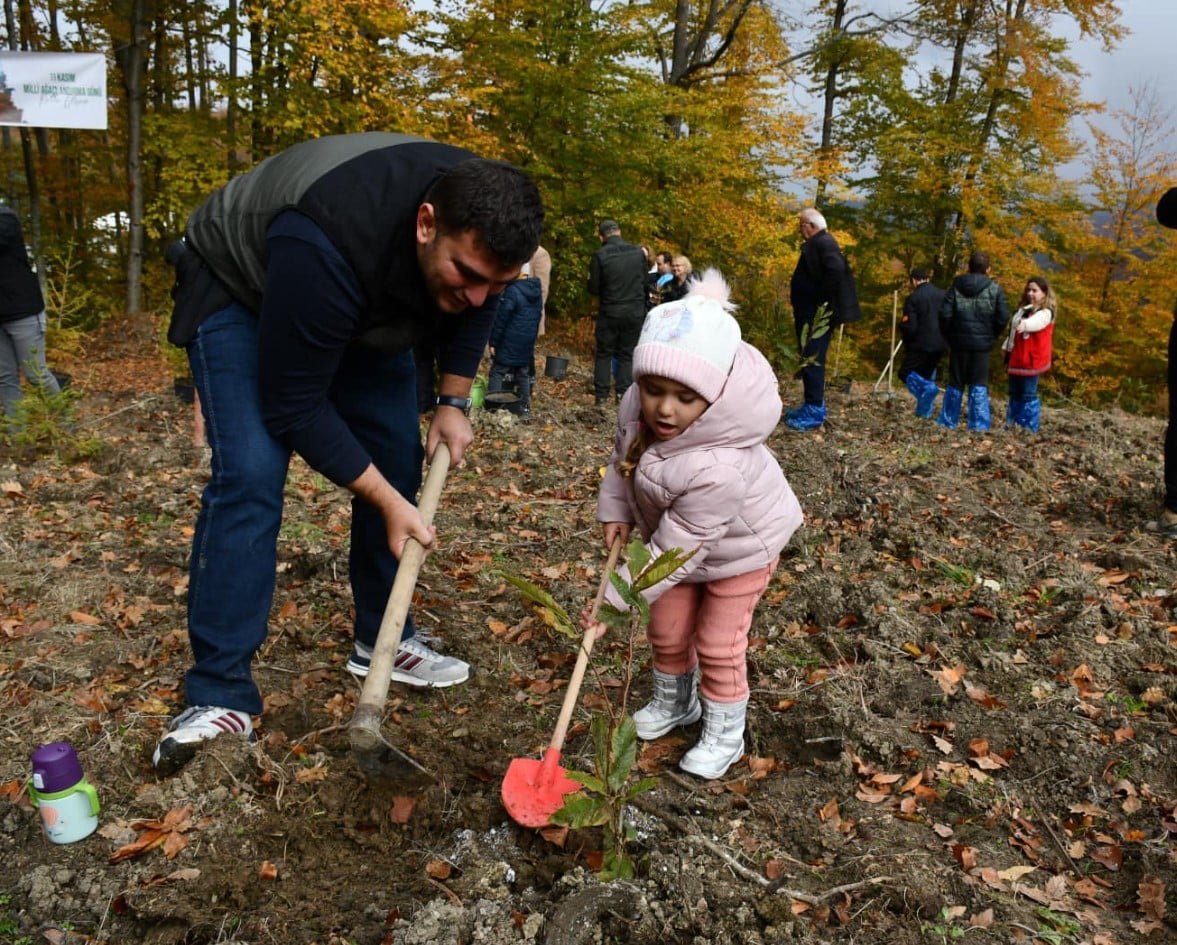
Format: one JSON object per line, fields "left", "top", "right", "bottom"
{"left": 1042, "top": 85, "right": 1177, "bottom": 407}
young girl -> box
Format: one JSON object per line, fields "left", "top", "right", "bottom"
{"left": 1002, "top": 276, "right": 1056, "bottom": 432}
{"left": 585, "top": 269, "right": 803, "bottom": 779}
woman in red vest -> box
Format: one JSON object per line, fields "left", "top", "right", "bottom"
{"left": 1001, "top": 275, "right": 1056, "bottom": 432}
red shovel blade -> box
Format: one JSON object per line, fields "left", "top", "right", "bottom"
{"left": 501, "top": 749, "right": 582, "bottom": 828}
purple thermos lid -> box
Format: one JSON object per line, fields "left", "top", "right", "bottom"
{"left": 31, "top": 742, "right": 84, "bottom": 794}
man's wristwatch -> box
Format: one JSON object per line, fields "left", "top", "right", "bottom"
{"left": 435, "top": 394, "right": 472, "bottom": 415}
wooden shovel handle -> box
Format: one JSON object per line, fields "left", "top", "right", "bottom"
{"left": 355, "top": 443, "right": 451, "bottom": 717}
{"left": 546, "top": 535, "right": 624, "bottom": 753}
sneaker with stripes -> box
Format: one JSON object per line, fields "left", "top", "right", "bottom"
{"left": 346, "top": 635, "right": 470, "bottom": 688}
{"left": 152, "top": 705, "right": 255, "bottom": 774}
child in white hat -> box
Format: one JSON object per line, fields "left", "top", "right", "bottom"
{"left": 586, "top": 269, "right": 803, "bottom": 779}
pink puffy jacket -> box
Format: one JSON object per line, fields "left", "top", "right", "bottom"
{"left": 598, "top": 342, "right": 804, "bottom": 607}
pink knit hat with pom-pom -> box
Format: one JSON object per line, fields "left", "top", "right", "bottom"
{"left": 632, "top": 268, "right": 741, "bottom": 402}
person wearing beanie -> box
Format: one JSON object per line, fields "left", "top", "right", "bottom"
{"left": 1150, "top": 188, "right": 1177, "bottom": 537}
{"left": 584, "top": 269, "right": 804, "bottom": 780}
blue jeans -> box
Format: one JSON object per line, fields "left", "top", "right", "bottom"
{"left": 0, "top": 312, "right": 60, "bottom": 417}
{"left": 1007, "top": 374, "right": 1039, "bottom": 401}
{"left": 794, "top": 315, "right": 833, "bottom": 406}
{"left": 185, "top": 304, "right": 423, "bottom": 714}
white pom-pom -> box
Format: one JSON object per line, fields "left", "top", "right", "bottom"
{"left": 685, "top": 267, "right": 736, "bottom": 311}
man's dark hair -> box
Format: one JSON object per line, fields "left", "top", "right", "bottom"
{"left": 426, "top": 159, "right": 544, "bottom": 266}
{"left": 910, "top": 267, "right": 929, "bottom": 282}
{"left": 657, "top": 251, "right": 673, "bottom": 266}
{"left": 967, "top": 251, "right": 990, "bottom": 274}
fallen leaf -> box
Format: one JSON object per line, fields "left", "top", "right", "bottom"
{"left": 764, "top": 858, "right": 788, "bottom": 881}
{"left": 109, "top": 805, "right": 200, "bottom": 863}
{"left": 425, "top": 858, "right": 452, "bottom": 880}
{"left": 928, "top": 664, "right": 967, "bottom": 696}
{"left": 969, "top": 908, "right": 994, "bottom": 927}
{"left": 950, "top": 843, "right": 976, "bottom": 871}
{"left": 539, "top": 824, "right": 568, "bottom": 847}
{"left": 259, "top": 860, "right": 279, "bottom": 880}
{"left": 964, "top": 683, "right": 1006, "bottom": 710}
{"left": 1137, "top": 876, "right": 1165, "bottom": 921}
{"left": 1091, "top": 845, "right": 1122, "bottom": 871}
{"left": 389, "top": 796, "right": 417, "bottom": 824}
{"left": 747, "top": 755, "right": 777, "bottom": 779}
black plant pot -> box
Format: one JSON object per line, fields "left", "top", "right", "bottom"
{"left": 173, "top": 377, "right": 196, "bottom": 404}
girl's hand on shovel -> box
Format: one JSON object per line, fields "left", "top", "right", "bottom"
{"left": 602, "top": 521, "right": 631, "bottom": 552}
{"left": 578, "top": 607, "right": 608, "bottom": 641}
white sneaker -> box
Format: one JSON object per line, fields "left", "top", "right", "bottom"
{"left": 153, "top": 705, "right": 254, "bottom": 774}
{"left": 346, "top": 634, "right": 470, "bottom": 688}
{"left": 679, "top": 697, "right": 747, "bottom": 780}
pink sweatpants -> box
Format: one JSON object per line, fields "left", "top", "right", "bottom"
{"left": 646, "top": 559, "right": 778, "bottom": 702}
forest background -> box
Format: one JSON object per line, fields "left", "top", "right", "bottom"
{"left": 2, "top": 0, "right": 1176, "bottom": 414}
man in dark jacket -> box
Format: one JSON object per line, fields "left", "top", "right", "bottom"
{"left": 899, "top": 267, "right": 947, "bottom": 419}
{"left": 587, "top": 219, "right": 647, "bottom": 405}
{"left": 0, "top": 205, "right": 60, "bottom": 419}
{"left": 155, "top": 133, "right": 543, "bottom": 773}
{"left": 786, "top": 208, "right": 861, "bottom": 431}
{"left": 1152, "top": 188, "right": 1177, "bottom": 537}
{"left": 936, "top": 250, "right": 1009, "bottom": 431}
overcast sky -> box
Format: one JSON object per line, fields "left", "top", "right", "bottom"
{"left": 776, "top": 2, "right": 1174, "bottom": 185}
{"left": 1067, "top": 1, "right": 1174, "bottom": 122}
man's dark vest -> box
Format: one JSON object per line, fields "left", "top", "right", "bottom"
{"left": 178, "top": 133, "right": 479, "bottom": 351}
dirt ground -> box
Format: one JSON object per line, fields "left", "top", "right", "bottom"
{"left": 1, "top": 322, "right": 1175, "bottom": 945}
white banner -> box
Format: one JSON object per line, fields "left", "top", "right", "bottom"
{"left": 0, "top": 51, "right": 107, "bottom": 130}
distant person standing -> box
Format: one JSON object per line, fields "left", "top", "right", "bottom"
{"left": 530, "top": 245, "right": 551, "bottom": 335}
{"left": 527, "top": 245, "right": 551, "bottom": 397}
{"left": 647, "top": 251, "right": 674, "bottom": 310}
{"left": 0, "top": 205, "right": 59, "bottom": 420}
{"left": 1001, "top": 276, "right": 1056, "bottom": 433}
{"left": 785, "top": 208, "right": 861, "bottom": 431}
{"left": 587, "top": 219, "right": 647, "bottom": 405}
{"left": 666, "top": 255, "right": 693, "bottom": 302}
{"left": 898, "top": 267, "right": 947, "bottom": 419}
{"left": 487, "top": 272, "right": 543, "bottom": 417}
{"left": 937, "top": 250, "right": 1009, "bottom": 432}
{"left": 1151, "top": 188, "right": 1177, "bottom": 537}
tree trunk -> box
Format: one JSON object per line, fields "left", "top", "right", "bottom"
{"left": 3, "top": 0, "right": 44, "bottom": 298}
{"left": 814, "top": 0, "right": 849, "bottom": 209}
{"left": 227, "top": 0, "right": 240, "bottom": 176}
{"left": 124, "top": 0, "right": 146, "bottom": 314}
